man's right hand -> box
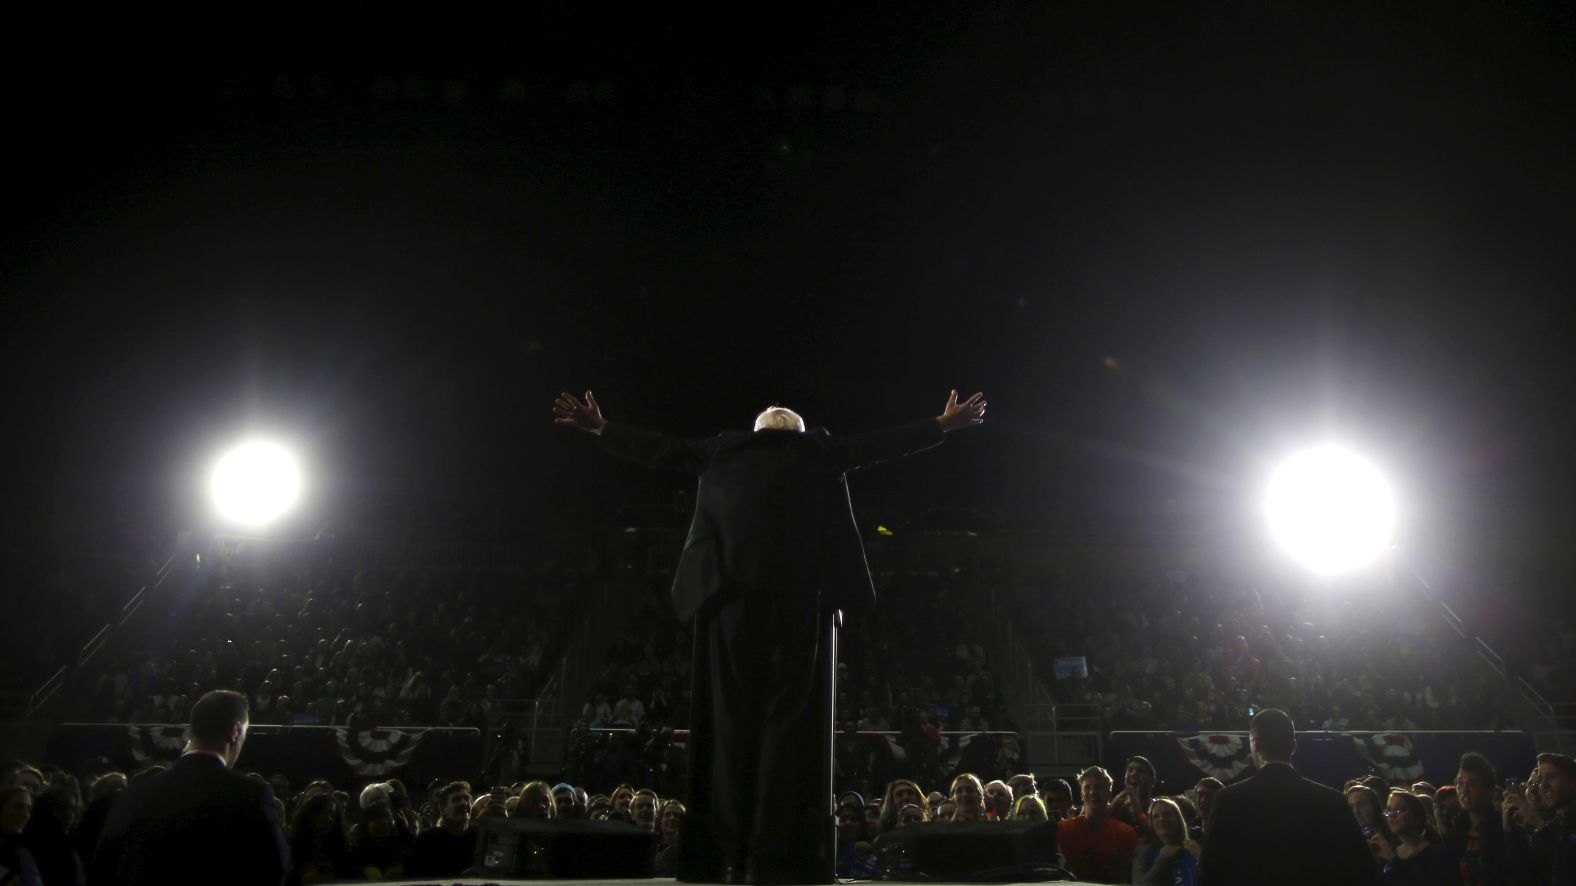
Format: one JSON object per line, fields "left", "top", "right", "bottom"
{"left": 554, "top": 391, "right": 607, "bottom": 434}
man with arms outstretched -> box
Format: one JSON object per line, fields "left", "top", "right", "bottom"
{"left": 554, "top": 389, "right": 986, "bottom": 884}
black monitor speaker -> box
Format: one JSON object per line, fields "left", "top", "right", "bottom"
{"left": 474, "top": 816, "right": 658, "bottom": 878}
{"left": 870, "top": 819, "right": 1067, "bottom": 881}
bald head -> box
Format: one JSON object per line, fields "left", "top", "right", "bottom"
{"left": 753, "top": 407, "right": 806, "bottom": 432}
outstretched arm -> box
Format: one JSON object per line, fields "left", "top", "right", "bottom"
{"left": 553, "top": 390, "right": 712, "bottom": 473}
{"left": 832, "top": 389, "right": 987, "bottom": 472}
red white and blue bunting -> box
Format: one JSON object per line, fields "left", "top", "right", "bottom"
{"left": 1348, "top": 732, "right": 1425, "bottom": 782}
{"left": 128, "top": 725, "right": 189, "bottom": 765}
{"left": 334, "top": 728, "right": 425, "bottom": 776}
{"left": 1175, "top": 733, "right": 1255, "bottom": 782}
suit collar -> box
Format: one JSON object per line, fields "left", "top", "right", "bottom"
{"left": 179, "top": 750, "right": 230, "bottom": 768}
{"left": 1254, "top": 761, "right": 1299, "bottom": 779}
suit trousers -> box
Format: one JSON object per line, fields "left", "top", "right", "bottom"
{"left": 678, "top": 591, "right": 835, "bottom": 883}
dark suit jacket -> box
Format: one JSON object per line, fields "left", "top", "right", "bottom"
{"left": 598, "top": 419, "right": 945, "bottom": 620}
{"left": 1199, "top": 761, "right": 1377, "bottom": 886}
{"left": 89, "top": 753, "right": 289, "bottom": 886}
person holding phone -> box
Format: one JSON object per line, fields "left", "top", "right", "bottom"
{"left": 1347, "top": 784, "right": 1396, "bottom": 861}
{"left": 1504, "top": 753, "right": 1576, "bottom": 884}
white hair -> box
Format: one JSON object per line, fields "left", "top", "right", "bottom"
{"left": 359, "top": 782, "right": 392, "bottom": 810}
{"left": 753, "top": 406, "right": 806, "bottom": 432}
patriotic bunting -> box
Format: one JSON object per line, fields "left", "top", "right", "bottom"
{"left": 334, "top": 728, "right": 425, "bottom": 776}
{"left": 1348, "top": 732, "right": 1424, "bottom": 782}
{"left": 128, "top": 725, "right": 189, "bottom": 765}
{"left": 1175, "top": 733, "right": 1255, "bottom": 782}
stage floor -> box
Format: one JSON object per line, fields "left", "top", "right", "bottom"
{"left": 375, "top": 870, "right": 1103, "bottom": 876}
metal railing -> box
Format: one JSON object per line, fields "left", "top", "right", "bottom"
{"left": 1020, "top": 698, "right": 1102, "bottom": 773}
{"left": 1402, "top": 557, "right": 1561, "bottom": 742}
{"left": 19, "top": 541, "right": 191, "bottom": 726}
{"left": 981, "top": 580, "right": 1102, "bottom": 774}
{"left": 481, "top": 658, "right": 569, "bottom": 771}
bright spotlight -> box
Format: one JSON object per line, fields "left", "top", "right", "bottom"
{"left": 1265, "top": 445, "right": 1394, "bottom": 574}
{"left": 210, "top": 441, "right": 301, "bottom": 527}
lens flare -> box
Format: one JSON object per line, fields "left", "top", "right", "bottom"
{"left": 1265, "top": 445, "right": 1394, "bottom": 574}
{"left": 211, "top": 441, "right": 301, "bottom": 526}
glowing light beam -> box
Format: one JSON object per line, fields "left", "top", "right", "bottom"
{"left": 210, "top": 441, "right": 301, "bottom": 527}
{"left": 1265, "top": 444, "right": 1394, "bottom": 574}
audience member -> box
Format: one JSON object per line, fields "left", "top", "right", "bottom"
{"left": 1372, "top": 788, "right": 1455, "bottom": 885}
{"left": 1, "top": 769, "right": 43, "bottom": 799}
{"left": 74, "top": 772, "right": 124, "bottom": 864}
{"left": 1434, "top": 785, "right": 1460, "bottom": 838}
{"left": 89, "top": 690, "right": 289, "bottom": 886}
{"left": 948, "top": 774, "right": 986, "bottom": 823}
{"left": 1056, "top": 766, "right": 1137, "bottom": 883}
{"left": 1110, "top": 755, "right": 1156, "bottom": 838}
{"left": 552, "top": 783, "right": 584, "bottom": 820}
{"left": 1198, "top": 709, "right": 1375, "bottom": 886}
{"left": 876, "top": 780, "right": 925, "bottom": 834}
{"left": 1347, "top": 783, "right": 1397, "bottom": 868}
{"left": 22, "top": 786, "right": 83, "bottom": 886}
{"left": 982, "top": 779, "right": 1013, "bottom": 821}
{"left": 515, "top": 781, "right": 556, "bottom": 820}
{"left": 409, "top": 781, "right": 476, "bottom": 877}
{"left": 835, "top": 801, "right": 876, "bottom": 878}
{"left": 1448, "top": 751, "right": 1507, "bottom": 886}
{"left": 0, "top": 785, "right": 41, "bottom": 886}
{"left": 628, "top": 788, "right": 657, "bottom": 830}
{"left": 1192, "top": 777, "right": 1222, "bottom": 840}
{"left": 1012, "top": 794, "right": 1048, "bottom": 821}
{"left": 1133, "top": 795, "right": 1201, "bottom": 886}
{"left": 347, "top": 800, "right": 413, "bottom": 880}
{"left": 1008, "top": 773, "right": 1038, "bottom": 804}
{"left": 1043, "top": 778, "right": 1074, "bottom": 822}
{"left": 653, "top": 799, "right": 686, "bottom": 876}
{"left": 284, "top": 793, "right": 351, "bottom": 884}
{"left": 1505, "top": 752, "right": 1576, "bottom": 884}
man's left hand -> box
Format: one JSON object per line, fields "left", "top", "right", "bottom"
{"left": 938, "top": 390, "right": 987, "bottom": 432}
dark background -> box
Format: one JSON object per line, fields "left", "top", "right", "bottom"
{"left": 4, "top": 3, "right": 1574, "bottom": 584}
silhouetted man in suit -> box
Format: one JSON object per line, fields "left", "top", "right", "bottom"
{"left": 90, "top": 690, "right": 289, "bottom": 886}
{"left": 1199, "top": 708, "right": 1377, "bottom": 886}
{"left": 555, "top": 389, "right": 986, "bottom": 883}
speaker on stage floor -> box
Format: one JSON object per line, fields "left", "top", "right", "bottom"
{"left": 474, "top": 816, "right": 658, "bottom": 878}
{"left": 869, "top": 819, "right": 1067, "bottom": 881}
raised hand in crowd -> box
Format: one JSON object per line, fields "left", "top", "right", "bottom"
{"left": 1501, "top": 780, "right": 1545, "bottom": 833}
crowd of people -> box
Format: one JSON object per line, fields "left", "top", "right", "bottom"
{"left": 41, "top": 531, "right": 1565, "bottom": 747}
{"left": 1013, "top": 568, "right": 1522, "bottom": 732}
{"left": 573, "top": 569, "right": 1020, "bottom": 799}
{"left": 584, "top": 558, "right": 1556, "bottom": 760}
{"left": 580, "top": 570, "right": 1011, "bottom": 730}
{"left": 3, "top": 684, "right": 700, "bottom": 885}
{"left": 10, "top": 533, "right": 1574, "bottom": 886}
{"left": 81, "top": 541, "right": 586, "bottom": 731}
{"left": 6, "top": 695, "right": 1574, "bottom": 885}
